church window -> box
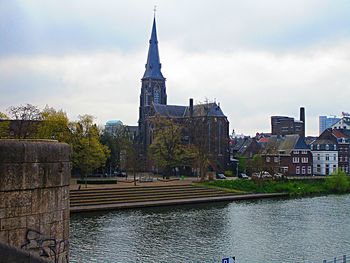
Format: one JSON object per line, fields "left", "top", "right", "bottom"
{"left": 154, "top": 89, "right": 160, "bottom": 104}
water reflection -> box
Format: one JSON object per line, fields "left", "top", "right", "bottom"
{"left": 70, "top": 195, "right": 350, "bottom": 263}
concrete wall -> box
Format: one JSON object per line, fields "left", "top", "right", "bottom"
{"left": 0, "top": 140, "right": 70, "bottom": 263}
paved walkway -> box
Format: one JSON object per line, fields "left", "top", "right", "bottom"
{"left": 70, "top": 176, "right": 199, "bottom": 190}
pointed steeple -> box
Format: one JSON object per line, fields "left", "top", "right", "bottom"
{"left": 142, "top": 17, "right": 165, "bottom": 80}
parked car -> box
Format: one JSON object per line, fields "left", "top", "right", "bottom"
{"left": 216, "top": 173, "right": 226, "bottom": 180}
{"left": 239, "top": 173, "right": 249, "bottom": 179}
{"left": 113, "top": 171, "right": 127, "bottom": 177}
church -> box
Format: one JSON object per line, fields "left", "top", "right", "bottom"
{"left": 138, "top": 17, "right": 230, "bottom": 172}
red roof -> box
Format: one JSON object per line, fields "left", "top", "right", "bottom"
{"left": 258, "top": 137, "right": 269, "bottom": 143}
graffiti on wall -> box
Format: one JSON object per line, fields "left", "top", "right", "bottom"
{"left": 21, "top": 229, "right": 68, "bottom": 263}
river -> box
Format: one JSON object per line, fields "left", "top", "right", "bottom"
{"left": 70, "top": 195, "right": 350, "bottom": 263}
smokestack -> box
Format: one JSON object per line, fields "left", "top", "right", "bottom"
{"left": 189, "top": 98, "right": 193, "bottom": 117}
{"left": 300, "top": 107, "right": 305, "bottom": 137}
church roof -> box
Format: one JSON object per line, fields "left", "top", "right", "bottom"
{"left": 153, "top": 102, "right": 226, "bottom": 118}
{"left": 142, "top": 17, "right": 165, "bottom": 80}
{"left": 153, "top": 104, "right": 187, "bottom": 118}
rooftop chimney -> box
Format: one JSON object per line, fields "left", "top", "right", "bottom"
{"left": 189, "top": 98, "right": 193, "bottom": 117}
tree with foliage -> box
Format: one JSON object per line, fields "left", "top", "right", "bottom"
{"left": 237, "top": 154, "right": 247, "bottom": 174}
{"left": 185, "top": 100, "right": 218, "bottom": 181}
{"left": 36, "top": 106, "right": 70, "bottom": 141}
{"left": 326, "top": 169, "right": 350, "bottom": 193}
{"left": 148, "top": 115, "right": 193, "bottom": 177}
{"left": 100, "top": 124, "right": 130, "bottom": 174}
{"left": 69, "top": 115, "right": 110, "bottom": 183}
{"left": 251, "top": 154, "right": 263, "bottom": 173}
{"left": 122, "top": 140, "right": 142, "bottom": 185}
{"left": 5, "top": 104, "right": 42, "bottom": 138}
{"left": 0, "top": 112, "right": 10, "bottom": 138}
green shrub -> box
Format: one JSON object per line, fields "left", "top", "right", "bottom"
{"left": 325, "top": 170, "right": 350, "bottom": 193}
{"left": 224, "top": 170, "right": 233, "bottom": 177}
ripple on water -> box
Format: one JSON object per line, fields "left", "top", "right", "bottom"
{"left": 70, "top": 195, "right": 350, "bottom": 263}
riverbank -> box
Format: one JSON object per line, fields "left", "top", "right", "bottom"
{"left": 200, "top": 175, "right": 350, "bottom": 197}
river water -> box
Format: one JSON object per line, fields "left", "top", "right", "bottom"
{"left": 70, "top": 195, "right": 350, "bottom": 263}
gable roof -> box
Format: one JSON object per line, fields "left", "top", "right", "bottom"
{"left": 262, "top": 134, "right": 308, "bottom": 155}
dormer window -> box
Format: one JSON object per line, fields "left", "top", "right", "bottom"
{"left": 334, "top": 144, "right": 337, "bottom": 150}
{"left": 326, "top": 144, "right": 329, "bottom": 150}
{"left": 317, "top": 144, "right": 320, "bottom": 150}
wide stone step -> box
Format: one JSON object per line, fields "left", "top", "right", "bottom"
{"left": 70, "top": 184, "right": 197, "bottom": 195}
{"left": 70, "top": 190, "right": 234, "bottom": 203}
{"left": 70, "top": 191, "right": 235, "bottom": 207}
{"left": 70, "top": 188, "right": 227, "bottom": 200}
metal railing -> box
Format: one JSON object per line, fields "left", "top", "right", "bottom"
{"left": 322, "top": 255, "right": 348, "bottom": 263}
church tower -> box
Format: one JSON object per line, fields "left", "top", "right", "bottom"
{"left": 138, "top": 16, "right": 167, "bottom": 149}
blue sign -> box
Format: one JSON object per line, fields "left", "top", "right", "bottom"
{"left": 222, "top": 257, "right": 235, "bottom": 263}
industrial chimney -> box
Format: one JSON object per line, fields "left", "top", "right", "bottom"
{"left": 300, "top": 107, "right": 305, "bottom": 137}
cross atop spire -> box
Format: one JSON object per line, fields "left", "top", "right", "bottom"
{"left": 142, "top": 16, "right": 165, "bottom": 80}
{"left": 153, "top": 5, "right": 157, "bottom": 17}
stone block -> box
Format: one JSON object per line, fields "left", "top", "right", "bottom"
{"left": 0, "top": 230, "right": 8, "bottom": 243}
{"left": 4, "top": 191, "right": 32, "bottom": 208}
{"left": 26, "top": 215, "right": 40, "bottom": 230}
{"left": 52, "top": 211, "right": 63, "bottom": 223}
{"left": 8, "top": 228, "right": 27, "bottom": 248}
{"left": 0, "top": 163, "right": 25, "bottom": 191}
{"left": 0, "top": 208, "right": 5, "bottom": 219}
{"left": 1, "top": 216, "right": 27, "bottom": 231}
{"left": 39, "top": 223, "right": 51, "bottom": 237}
{"left": 5, "top": 206, "right": 32, "bottom": 218}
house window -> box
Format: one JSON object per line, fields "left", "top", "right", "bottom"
{"left": 293, "top": 157, "right": 299, "bottom": 163}
{"left": 317, "top": 154, "right": 320, "bottom": 161}
{"left": 302, "top": 157, "right": 308, "bottom": 163}
{"left": 294, "top": 151, "right": 299, "bottom": 154}
{"left": 326, "top": 154, "right": 329, "bottom": 161}
{"left": 302, "top": 166, "right": 306, "bottom": 174}
{"left": 308, "top": 166, "right": 312, "bottom": 174}
{"left": 334, "top": 144, "right": 337, "bottom": 150}
{"left": 317, "top": 165, "right": 321, "bottom": 173}
{"left": 310, "top": 145, "right": 313, "bottom": 150}
{"left": 317, "top": 144, "right": 320, "bottom": 150}
{"left": 345, "top": 156, "right": 348, "bottom": 162}
{"left": 339, "top": 156, "right": 343, "bottom": 162}
{"left": 266, "top": 157, "right": 270, "bottom": 162}
{"left": 326, "top": 144, "right": 329, "bottom": 150}
{"left": 302, "top": 150, "right": 308, "bottom": 154}
{"left": 296, "top": 166, "right": 300, "bottom": 174}
{"left": 274, "top": 157, "right": 279, "bottom": 163}
{"left": 334, "top": 154, "right": 337, "bottom": 161}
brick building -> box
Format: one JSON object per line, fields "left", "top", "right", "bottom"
{"left": 260, "top": 134, "right": 313, "bottom": 176}
{"left": 271, "top": 107, "right": 305, "bottom": 137}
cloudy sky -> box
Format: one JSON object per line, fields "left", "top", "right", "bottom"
{"left": 1, "top": 0, "right": 350, "bottom": 136}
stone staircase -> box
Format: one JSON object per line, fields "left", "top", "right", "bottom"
{"left": 70, "top": 184, "right": 240, "bottom": 212}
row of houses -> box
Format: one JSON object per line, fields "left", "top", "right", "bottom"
{"left": 231, "top": 111, "right": 350, "bottom": 176}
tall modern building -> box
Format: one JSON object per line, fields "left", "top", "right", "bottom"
{"left": 319, "top": 116, "right": 340, "bottom": 135}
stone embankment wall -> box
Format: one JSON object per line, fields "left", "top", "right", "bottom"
{"left": 0, "top": 140, "right": 70, "bottom": 263}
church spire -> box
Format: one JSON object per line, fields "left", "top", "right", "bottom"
{"left": 142, "top": 17, "right": 164, "bottom": 80}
